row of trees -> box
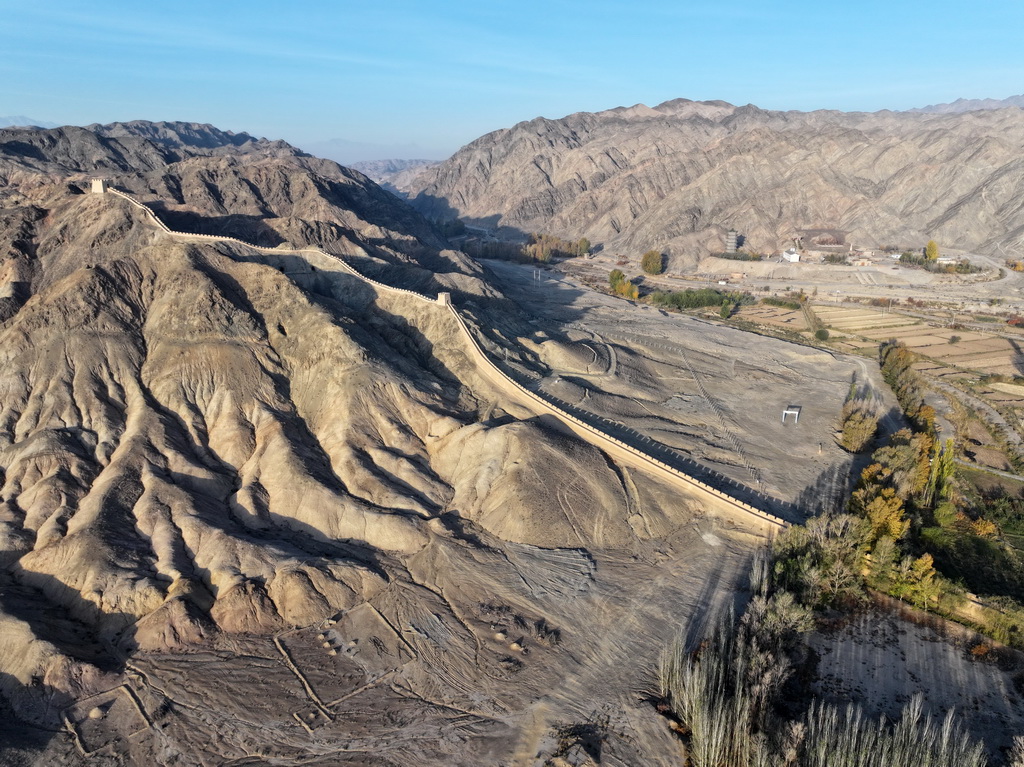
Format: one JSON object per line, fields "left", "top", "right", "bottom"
{"left": 650, "top": 287, "right": 752, "bottom": 311}
{"left": 879, "top": 341, "right": 936, "bottom": 432}
{"left": 459, "top": 233, "right": 590, "bottom": 264}
{"left": 800, "top": 341, "right": 1024, "bottom": 636}
{"left": 524, "top": 233, "right": 590, "bottom": 262}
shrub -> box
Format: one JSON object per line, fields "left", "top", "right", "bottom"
{"left": 641, "top": 250, "right": 664, "bottom": 275}
{"left": 949, "top": 335, "right": 961, "bottom": 344}
{"left": 609, "top": 270, "right": 639, "bottom": 299}
{"left": 814, "top": 328, "right": 830, "bottom": 341}
{"left": 617, "top": 280, "right": 639, "bottom": 300}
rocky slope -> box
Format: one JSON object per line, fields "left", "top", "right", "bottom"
{"left": 0, "top": 122, "right": 481, "bottom": 295}
{"left": 407, "top": 99, "right": 1024, "bottom": 261}
{"left": 0, "top": 122, "right": 755, "bottom": 765}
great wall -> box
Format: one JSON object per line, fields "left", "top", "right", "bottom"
{"left": 103, "top": 184, "right": 788, "bottom": 532}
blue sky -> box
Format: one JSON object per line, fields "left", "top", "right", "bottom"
{"left": 3, "top": 0, "right": 1024, "bottom": 162}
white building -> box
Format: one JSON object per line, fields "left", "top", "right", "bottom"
{"left": 782, "top": 248, "right": 800, "bottom": 263}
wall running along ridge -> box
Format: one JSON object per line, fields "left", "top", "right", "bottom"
{"left": 106, "top": 187, "right": 787, "bottom": 532}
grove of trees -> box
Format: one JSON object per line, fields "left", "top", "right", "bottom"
{"left": 651, "top": 287, "right": 751, "bottom": 311}
{"left": 461, "top": 233, "right": 590, "bottom": 264}
{"left": 524, "top": 233, "right": 591, "bottom": 262}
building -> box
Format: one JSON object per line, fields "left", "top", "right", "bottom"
{"left": 782, "top": 248, "right": 800, "bottom": 263}
{"left": 91, "top": 178, "right": 109, "bottom": 194}
{"left": 725, "top": 229, "right": 738, "bottom": 254}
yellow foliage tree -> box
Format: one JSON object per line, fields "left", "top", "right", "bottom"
{"left": 865, "top": 487, "right": 909, "bottom": 541}
{"left": 971, "top": 516, "right": 999, "bottom": 539}
{"left": 926, "top": 240, "right": 939, "bottom": 260}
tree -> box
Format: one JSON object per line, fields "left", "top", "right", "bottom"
{"left": 815, "top": 328, "right": 830, "bottom": 341}
{"left": 576, "top": 237, "right": 591, "bottom": 257}
{"left": 839, "top": 401, "right": 878, "bottom": 452}
{"left": 868, "top": 535, "right": 898, "bottom": 586}
{"left": 720, "top": 300, "right": 732, "bottom": 319}
{"left": 609, "top": 270, "right": 638, "bottom": 299}
{"left": 924, "top": 438, "right": 956, "bottom": 507}
{"left": 864, "top": 487, "right": 909, "bottom": 541}
{"left": 641, "top": 250, "right": 664, "bottom": 275}
{"left": 893, "top": 553, "right": 940, "bottom": 608}
{"left": 926, "top": 240, "right": 939, "bottom": 261}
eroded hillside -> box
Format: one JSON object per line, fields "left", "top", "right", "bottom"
{"left": 407, "top": 99, "right": 1024, "bottom": 259}
{"left": 0, "top": 123, "right": 781, "bottom": 766}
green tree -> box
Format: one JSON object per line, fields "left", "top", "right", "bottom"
{"left": 867, "top": 535, "right": 898, "bottom": 587}
{"left": 923, "top": 438, "right": 956, "bottom": 508}
{"left": 576, "top": 237, "right": 591, "bottom": 257}
{"left": 720, "top": 300, "right": 732, "bottom": 319}
{"left": 926, "top": 240, "right": 939, "bottom": 261}
{"left": 609, "top": 269, "right": 624, "bottom": 289}
{"left": 893, "top": 553, "right": 940, "bottom": 608}
{"left": 641, "top": 250, "right": 664, "bottom": 275}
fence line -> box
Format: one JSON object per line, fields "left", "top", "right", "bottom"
{"left": 104, "top": 187, "right": 787, "bottom": 530}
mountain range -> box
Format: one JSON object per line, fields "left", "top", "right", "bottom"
{"left": 910, "top": 94, "right": 1024, "bottom": 113}
{"left": 406, "top": 98, "right": 1024, "bottom": 261}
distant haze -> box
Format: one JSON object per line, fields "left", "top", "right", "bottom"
{"left": 909, "top": 94, "right": 1024, "bottom": 113}
{"left": 0, "top": 116, "right": 60, "bottom": 129}
{"left": 296, "top": 138, "right": 451, "bottom": 165}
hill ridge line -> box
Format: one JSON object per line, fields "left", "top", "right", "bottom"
{"left": 105, "top": 186, "right": 788, "bottom": 531}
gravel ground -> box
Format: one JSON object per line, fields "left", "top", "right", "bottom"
{"left": 482, "top": 259, "right": 900, "bottom": 513}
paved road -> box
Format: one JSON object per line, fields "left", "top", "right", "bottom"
{"left": 956, "top": 458, "right": 1024, "bottom": 484}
